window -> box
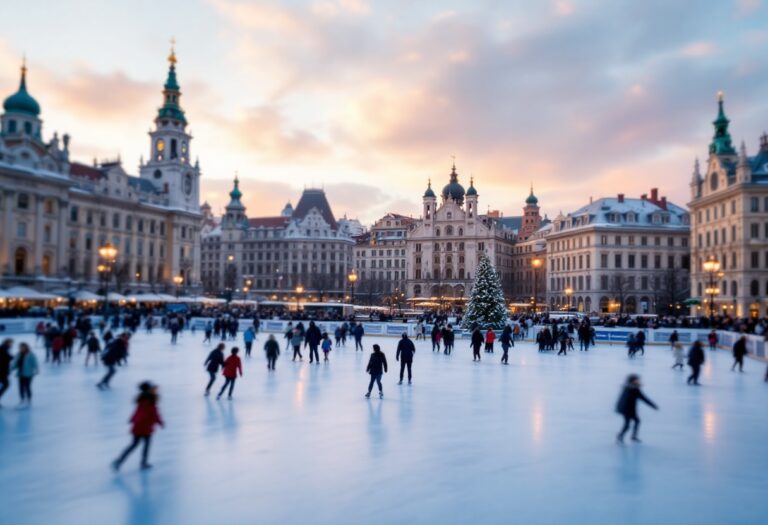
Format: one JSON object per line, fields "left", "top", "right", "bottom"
{"left": 751, "top": 223, "right": 759, "bottom": 239}
{"left": 17, "top": 222, "right": 27, "bottom": 238}
{"left": 628, "top": 254, "right": 636, "bottom": 268}
{"left": 750, "top": 280, "right": 759, "bottom": 296}
{"left": 600, "top": 235, "right": 607, "bottom": 245}
{"left": 654, "top": 255, "right": 661, "bottom": 269}
{"left": 600, "top": 253, "right": 608, "bottom": 268}
{"left": 615, "top": 235, "right": 621, "bottom": 246}
{"left": 751, "top": 251, "right": 759, "bottom": 269}
{"left": 17, "top": 193, "right": 29, "bottom": 210}
{"left": 112, "top": 213, "right": 120, "bottom": 229}
{"left": 70, "top": 206, "right": 79, "bottom": 223}
{"left": 614, "top": 254, "right": 622, "bottom": 268}
{"left": 751, "top": 197, "right": 760, "bottom": 212}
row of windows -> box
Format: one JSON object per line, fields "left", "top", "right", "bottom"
{"left": 68, "top": 207, "right": 187, "bottom": 237}
{"left": 693, "top": 280, "right": 768, "bottom": 298}
{"left": 594, "top": 253, "right": 690, "bottom": 270}
{"left": 358, "top": 259, "right": 406, "bottom": 269}
{"left": 697, "top": 197, "right": 768, "bottom": 223}
{"left": 598, "top": 235, "right": 687, "bottom": 248}
{"left": 355, "top": 248, "right": 407, "bottom": 257}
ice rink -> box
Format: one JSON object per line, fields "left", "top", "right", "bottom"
{"left": 1, "top": 328, "right": 766, "bottom": 525}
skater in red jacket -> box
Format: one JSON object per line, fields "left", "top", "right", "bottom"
{"left": 113, "top": 381, "right": 164, "bottom": 471}
{"left": 218, "top": 347, "right": 243, "bottom": 400}
{"left": 485, "top": 328, "right": 496, "bottom": 353}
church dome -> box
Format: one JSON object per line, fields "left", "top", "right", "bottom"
{"left": 466, "top": 176, "right": 477, "bottom": 196}
{"left": 441, "top": 164, "right": 465, "bottom": 204}
{"left": 3, "top": 64, "right": 40, "bottom": 117}
{"left": 423, "top": 180, "right": 436, "bottom": 198}
{"left": 526, "top": 187, "right": 538, "bottom": 205}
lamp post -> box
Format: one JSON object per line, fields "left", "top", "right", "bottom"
{"left": 98, "top": 242, "right": 118, "bottom": 318}
{"left": 702, "top": 256, "right": 721, "bottom": 317}
{"left": 347, "top": 269, "right": 358, "bottom": 305}
{"left": 564, "top": 286, "right": 573, "bottom": 311}
{"left": 531, "top": 257, "right": 542, "bottom": 313}
{"left": 295, "top": 285, "right": 304, "bottom": 314}
{"left": 173, "top": 275, "right": 183, "bottom": 297}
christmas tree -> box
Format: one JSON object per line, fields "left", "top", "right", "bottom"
{"left": 462, "top": 253, "right": 508, "bottom": 329}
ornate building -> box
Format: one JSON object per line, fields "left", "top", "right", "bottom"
{"left": 689, "top": 93, "right": 768, "bottom": 317}
{"left": 546, "top": 190, "right": 690, "bottom": 314}
{"left": 200, "top": 180, "right": 354, "bottom": 300}
{"left": 405, "top": 164, "right": 518, "bottom": 302}
{"left": 0, "top": 48, "right": 201, "bottom": 292}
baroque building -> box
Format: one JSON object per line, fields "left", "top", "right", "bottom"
{"left": 199, "top": 180, "right": 354, "bottom": 300}
{"left": 689, "top": 93, "right": 768, "bottom": 317}
{"left": 0, "top": 48, "right": 201, "bottom": 292}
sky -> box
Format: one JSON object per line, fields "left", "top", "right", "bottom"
{"left": 1, "top": 0, "right": 767, "bottom": 224}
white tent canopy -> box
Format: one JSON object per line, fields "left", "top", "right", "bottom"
{"left": 2, "top": 286, "right": 63, "bottom": 301}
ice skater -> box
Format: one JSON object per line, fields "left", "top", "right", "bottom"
{"left": 615, "top": 374, "right": 658, "bottom": 443}
{"left": 732, "top": 336, "right": 747, "bottom": 372}
{"left": 470, "top": 327, "right": 483, "bottom": 361}
{"left": 291, "top": 328, "right": 303, "bottom": 361}
{"left": 687, "top": 340, "right": 705, "bottom": 386}
{"left": 218, "top": 347, "right": 242, "bottom": 400}
{"left": 264, "top": 335, "right": 280, "bottom": 370}
{"left": 243, "top": 326, "right": 255, "bottom": 357}
{"left": 204, "top": 343, "right": 225, "bottom": 395}
{"left": 85, "top": 332, "right": 101, "bottom": 366}
{"left": 484, "top": 328, "right": 495, "bottom": 353}
{"left": 0, "top": 339, "right": 12, "bottom": 407}
{"left": 321, "top": 333, "right": 332, "bottom": 362}
{"left": 671, "top": 342, "right": 685, "bottom": 370}
{"left": 353, "top": 323, "right": 365, "bottom": 352}
{"left": 97, "top": 333, "right": 128, "bottom": 390}
{"left": 12, "top": 343, "right": 39, "bottom": 408}
{"left": 396, "top": 333, "right": 415, "bottom": 385}
{"left": 306, "top": 321, "right": 322, "bottom": 364}
{"left": 365, "top": 344, "right": 388, "bottom": 398}
{"left": 203, "top": 321, "right": 213, "bottom": 343}
{"left": 500, "top": 325, "right": 513, "bottom": 365}
{"left": 112, "top": 381, "right": 164, "bottom": 471}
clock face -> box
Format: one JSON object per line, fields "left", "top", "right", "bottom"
{"left": 184, "top": 173, "right": 193, "bottom": 195}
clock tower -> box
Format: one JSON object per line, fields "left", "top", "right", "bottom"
{"left": 140, "top": 41, "right": 200, "bottom": 212}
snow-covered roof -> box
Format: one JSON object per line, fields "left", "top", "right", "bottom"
{"left": 553, "top": 195, "right": 689, "bottom": 234}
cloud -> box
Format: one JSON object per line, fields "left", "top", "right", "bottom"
{"left": 735, "top": 0, "right": 762, "bottom": 15}
{"left": 553, "top": 0, "right": 575, "bottom": 17}
{"left": 681, "top": 41, "right": 717, "bottom": 58}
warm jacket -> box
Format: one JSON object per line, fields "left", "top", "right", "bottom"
{"left": 733, "top": 338, "right": 748, "bottom": 358}
{"left": 222, "top": 355, "right": 243, "bottom": 378}
{"left": 102, "top": 338, "right": 127, "bottom": 366}
{"left": 688, "top": 345, "right": 705, "bottom": 367}
{"left": 353, "top": 325, "right": 365, "bottom": 338}
{"left": 615, "top": 385, "right": 657, "bottom": 417}
{"left": 205, "top": 349, "right": 225, "bottom": 373}
{"left": 500, "top": 330, "right": 513, "bottom": 347}
{"left": 291, "top": 333, "right": 304, "bottom": 347}
{"left": 471, "top": 330, "right": 484, "bottom": 348}
{"left": 396, "top": 337, "right": 415, "bottom": 361}
{"left": 0, "top": 348, "right": 12, "bottom": 379}
{"left": 243, "top": 329, "right": 255, "bottom": 343}
{"left": 366, "top": 351, "right": 388, "bottom": 375}
{"left": 485, "top": 330, "right": 496, "bottom": 344}
{"left": 321, "top": 339, "right": 332, "bottom": 352}
{"left": 264, "top": 339, "right": 280, "bottom": 357}
{"left": 305, "top": 324, "right": 322, "bottom": 346}
{"left": 87, "top": 336, "right": 101, "bottom": 353}
{"left": 12, "top": 351, "right": 39, "bottom": 378}
{"left": 130, "top": 395, "right": 164, "bottom": 436}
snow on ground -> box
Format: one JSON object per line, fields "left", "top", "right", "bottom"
{"left": 0, "top": 329, "right": 766, "bottom": 525}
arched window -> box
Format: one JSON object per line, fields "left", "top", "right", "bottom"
{"left": 459, "top": 242, "right": 465, "bottom": 251}
{"left": 435, "top": 227, "right": 441, "bottom": 237}
{"left": 458, "top": 268, "right": 465, "bottom": 279}
{"left": 17, "top": 193, "right": 29, "bottom": 210}
{"left": 24, "top": 122, "right": 32, "bottom": 135}
{"left": 446, "top": 212, "right": 452, "bottom": 220}
{"left": 731, "top": 281, "right": 738, "bottom": 297}
{"left": 446, "top": 225, "right": 453, "bottom": 235}
{"left": 153, "top": 169, "right": 162, "bottom": 179}
{"left": 446, "top": 242, "right": 453, "bottom": 251}
{"left": 434, "top": 243, "right": 440, "bottom": 252}
{"left": 445, "top": 268, "right": 453, "bottom": 279}
{"left": 170, "top": 139, "right": 178, "bottom": 159}
{"left": 8, "top": 120, "right": 17, "bottom": 134}
{"left": 710, "top": 173, "right": 718, "bottom": 191}
{"left": 414, "top": 285, "right": 422, "bottom": 296}
{"left": 14, "top": 247, "right": 27, "bottom": 275}
{"left": 458, "top": 228, "right": 463, "bottom": 236}
{"left": 44, "top": 199, "right": 55, "bottom": 214}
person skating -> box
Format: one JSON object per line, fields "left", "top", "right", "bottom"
{"left": 443, "top": 324, "right": 454, "bottom": 355}
{"left": 732, "top": 336, "right": 747, "bottom": 372}
{"left": 396, "top": 333, "right": 415, "bottom": 385}
{"left": 484, "top": 328, "right": 495, "bottom": 353}
{"left": 353, "top": 323, "right": 365, "bottom": 352}
{"left": 204, "top": 343, "right": 226, "bottom": 395}
{"left": 12, "top": 343, "right": 38, "bottom": 408}
{"left": 615, "top": 374, "right": 658, "bottom": 443}
{"left": 708, "top": 330, "right": 718, "bottom": 351}
{"left": 365, "top": 344, "right": 388, "bottom": 398}
{"left": 306, "top": 321, "right": 322, "bottom": 364}
{"left": 687, "top": 340, "right": 705, "bottom": 385}
{"left": 500, "top": 326, "right": 513, "bottom": 365}
{"left": 669, "top": 330, "right": 679, "bottom": 350}
{"left": 321, "top": 333, "right": 332, "bottom": 362}
{"left": 243, "top": 326, "right": 255, "bottom": 357}
{"left": 203, "top": 320, "right": 213, "bottom": 343}
{"left": 264, "top": 335, "right": 280, "bottom": 370}
{"left": 112, "top": 382, "right": 164, "bottom": 471}
{"left": 85, "top": 332, "right": 101, "bottom": 366}
{"left": 672, "top": 342, "right": 685, "bottom": 370}
{"left": 218, "top": 347, "right": 243, "bottom": 400}
{"left": 0, "top": 339, "right": 13, "bottom": 408}
{"left": 431, "top": 324, "right": 441, "bottom": 352}
{"left": 290, "top": 328, "right": 304, "bottom": 361}
{"left": 470, "top": 327, "right": 483, "bottom": 361}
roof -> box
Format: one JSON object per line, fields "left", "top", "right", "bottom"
{"left": 495, "top": 216, "right": 523, "bottom": 231}
{"left": 248, "top": 216, "right": 290, "bottom": 228}
{"left": 3, "top": 66, "right": 40, "bottom": 117}
{"left": 560, "top": 196, "right": 689, "bottom": 231}
{"left": 69, "top": 162, "right": 104, "bottom": 181}
{"left": 127, "top": 176, "right": 160, "bottom": 194}
{"left": 292, "top": 189, "right": 337, "bottom": 228}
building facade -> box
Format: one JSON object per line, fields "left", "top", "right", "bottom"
{"left": 546, "top": 191, "right": 690, "bottom": 314}
{"left": 405, "top": 164, "right": 517, "bottom": 303}
{"left": 689, "top": 94, "right": 768, "bottom": 318}
{"left": 200, "top": 180, "right": 354, "bottom": 300}
{"left": 0, "top": 49, "right": 201, "bottom": 292}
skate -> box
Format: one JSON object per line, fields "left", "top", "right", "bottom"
{"left": 365, "top": 392, "right": 371, "bottom": 398}
{"left": 379, "top": 392, "right": 383, "bottom": 398}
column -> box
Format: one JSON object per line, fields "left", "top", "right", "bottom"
{"left": 1, "top": 190, "right": 14, "bottom": 275}
{"left": 34, "top": 195, "right": 44, "bottom": 275}
{"left": 57, "top": 199, "right": 69, "bottom": 277}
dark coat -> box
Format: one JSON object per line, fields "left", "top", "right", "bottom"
{"left": 733, "top": 339, "right": 748, "bottom": 358}
{"left": 616, "top": 385, "right": 657, "bottom": 417}
{"left": 305, "top": 324, "right": 322, "bottom": 346}
{"left": 471, "top": 330, "right": 484, "bottom": 348}
{"left": 102, "top": 338, "right": 126, "bottom": 366}
{"left": 264, "top": 339, "right": 280, "bottom": 357}
{"left": 688, "top": 345, "right": 705, "bottom": 367}
{"left": 396, "top": 338, "right": 415, "bottom": 361}
{"left": 0, "top": 348, "right": 12, "bottom": 379}
{"left": 205, "top": 349, "right": 225, "bottom": 373}
{"left": 366, "top": 351, "right": 388, "bottom": 375}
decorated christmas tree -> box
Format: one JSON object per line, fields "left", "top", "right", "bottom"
{"left": 462, "top": 253, "right": 508, "bottom": 329}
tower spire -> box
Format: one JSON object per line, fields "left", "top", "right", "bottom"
{"left": 710, "top": 90, "right": 735, "bottom": 155}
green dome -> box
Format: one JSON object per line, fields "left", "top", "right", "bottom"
{"left": 229, "top": 177, "right": 243, "bottom": 201}
{"left": 526, "top": 186, "right": 538, "bottom": 205}
{"left": 3, "top": 66, "right": 40, "bottom": 117}
{"left": 466, "top": 176, "right": 477, "bottom": 196}
{"left": 423, "top": 180, "right": 436, "bottom": 198}
{"left": 441, "top": 164, "right": 465, "bottom": 204}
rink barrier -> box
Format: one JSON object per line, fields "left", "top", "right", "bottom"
{"left": 1, "top": 316, "right": 764, "bottom": 359}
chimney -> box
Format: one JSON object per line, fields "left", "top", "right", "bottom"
{"left": 617, "top": 193, "right": 624, "bottom": 203}
{"left": 660, "top": 196, "right": 667, "bottom": 210}
{"left": 641, "top": 194, "right": 647, "bottom": 200}
{"left": 650, "top": 188, "right": 658, "bottom": 201}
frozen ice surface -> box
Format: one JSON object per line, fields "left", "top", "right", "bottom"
{"left": 1, "top": 330, "right": 767, "bottom": 525}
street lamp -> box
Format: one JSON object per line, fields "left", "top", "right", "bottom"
{"left": 347, "top": 269, "right": 358, "bottom": 305}
{"left": 531, "top": 257, "right": 542, "bottom": 313}
{"left": 702, "top": 256, "right": 721, "bottom": 317}
{"left": 173, "top": 275, "right": 183, "bottom": 297}
{"left": 295, "top": 285, "right": 304, "bottom": 314}
{"left": 98, "top": 242, "right": 118, "bottom": 318}
{"left": 564, "top": 286, "right": 573, "bottom": 311}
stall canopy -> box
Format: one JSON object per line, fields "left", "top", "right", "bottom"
{"left": 2, "top": 286, "right": 63, "bottom": 301}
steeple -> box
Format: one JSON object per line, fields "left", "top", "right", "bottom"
{"left": 3, "top": 57, "right": 41, "bottom": 117}
{"left": 466, "top": 175, "right": 477, "bottom": 196}
{"left": 229, "top": 174, "right": 243, "bottom": 203}
{"left": 709, "top": 91, "right": 735, "bottom": 155}
{"left": 525, "top": 184, "right": 539, "bottom": 206}
{"left": 423, "top": 178, "right": 436, "bottom": 198}
{"left": 157, "top": 38, "right": 186, "bottom": 125}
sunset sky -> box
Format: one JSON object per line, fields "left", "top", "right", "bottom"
{"left": 1, "top": 0, "right": 767, "bottom": 223}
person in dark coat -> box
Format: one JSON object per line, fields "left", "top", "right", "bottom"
{"left": 353, "top": 323, "right": 365, "bottom": 352}
{"left": 0, "top": 339, "right": 12, "bottom": 406}
{"left": 85, "top": 331, "right": 101, "bottom": 366}
{"left": 470, "top": 327, "right": 483, "bottom": 361}
{"left": 732, "top": 336, "right": 747, "bottom": 372}
{"left": 500, "top": 326, "right": 513, "bottom": 365}
{"left": 305, "top": 321, "right": 322, "bottom": 364}
{"left": 218, "top": 347, "right": 243, "bottom": 400}
{"left": 431, "top": 324, "right": 441, "bottom": 352}
{"left": 615, "top": 374, "right": 658, "bottom": 443}
{"left": 264, "top": 335, "right": 280, "bottom": 370}
{"left": 204, "top": 343, "right": 226, "bottom": 395}
{"left": 395, "top": 333, "right": 415, "bottom": 385}
{"left": 365, "top": 344, "right": 388, "bottom": 398}
{"left": 97, "top": 334, "right": 128, "bottom": 390}
{"left": 112, "top": 381, "right": 164, "bottom": 471}
{"left": 687, "top": 340, "right": 705, "bottom": 385}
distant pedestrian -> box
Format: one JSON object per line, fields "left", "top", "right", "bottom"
{"left": 353, "top": 323, "right": 365, "bottom": 352}
{"left": 85, "top": 332, "right": 101, "bottom": 366}
{"left": 97, "top": 334, "right": 128, "bottom": 390}
{"left": 431, "top": 325, "right": 441, "bottom": 352}
{"left": 669, "top": 330, "right": 679, "bottom": 350}
{"left": 203, "top": 321, "right": 213, "bottom": 343}
{"left": 291, "top": 328, "right": 304, "bottom": 361}
{"left": 243, "top": 326, "right": 255, "bottom": 357}
{"left": 731, "top": 336, "right": 747, "bottom": 372}
{"left": 12, "top": 343, "right": 38, "bottom": 407}
{"left": 112, "top": 381, "right": 164, "bottom": 471}
{"left": 0, "top": 339, "right": 13, "bottom": 407}
{"left": 306, "top": 321, "right": 322, "bottom": 364}
{"left": 321, "top": 333, "right": 332, "bottom": 362}
{"left": 365, "top": 344, "right": 388, "bottom": 398}
{"left": 484, "top": 328, "right": 495, "bottom": 353}
{"left": 470, "top": 327, "right": 483, "bottom": 361}
{"left": 687, "top": 341, "right": 705, "bottom": 385}
{"left": 396, "top": 333, "right": 415, "bottom": 385}
{"left": 615, "top": 374, "right": 658, "bottom": 444}
{"left": 708, "top": 330, "right": 718, "bottom": 351}
{"left": 218, "top": 348, "right": 242, "bottom": 400}
{"left": 264, "top": 335, "right": 280, "bottom": 370}
{"left": 204, "top": 343, "right": 226, "bottom": 395}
